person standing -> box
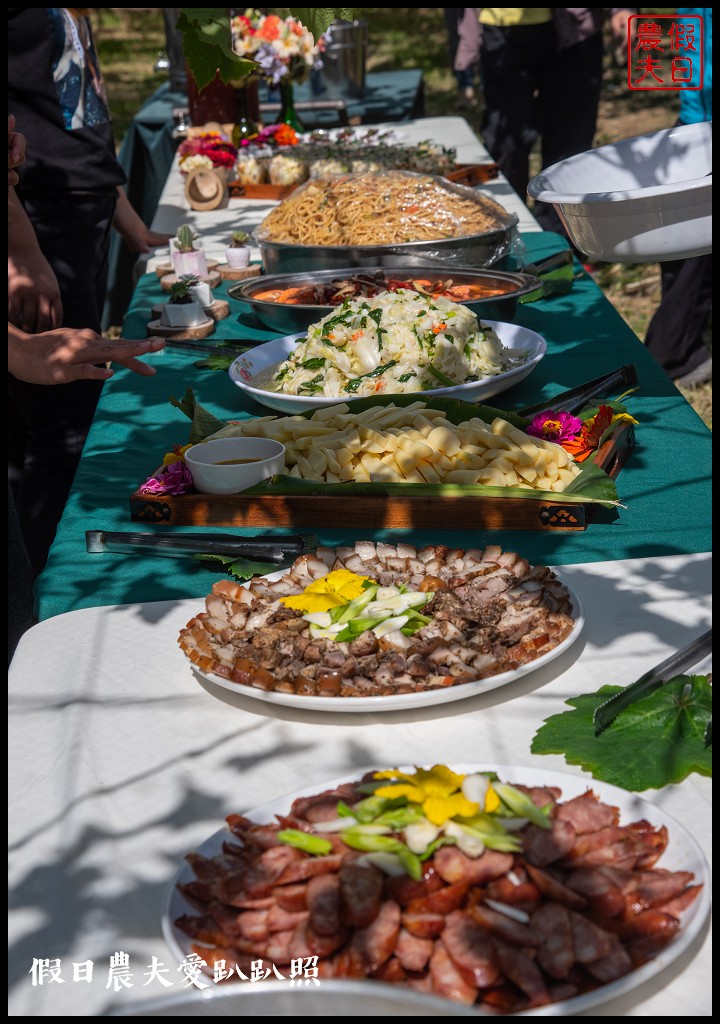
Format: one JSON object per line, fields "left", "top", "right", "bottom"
{"left": 7, "top": 8, "right": 170, "bottom": 576}
{"left": 477, "top": 8, "right": 634, "bottom": 237}
{"left": 644, "top": 7, "right": 712, "bottom": 387}
{"left": 7, "top": 112, "right": 166, "bottom": 663}
{"left": 443, "top": 9, "right": 482, "bottom": 109}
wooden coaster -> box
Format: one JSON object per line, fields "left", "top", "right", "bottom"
{"left": 160, "top": 270, "right": 221, "bottom": 293}
{"left": 146, "top": 318, "right": 215, "bottom": 340}
{"left": 217, "top": 263, "right": 262, "bottom": 282}
{"left": 155, "top": 259, "right": 219, "bottom": 279}
{"left": 204, "top": 299, "right": 231, "bottom": 321}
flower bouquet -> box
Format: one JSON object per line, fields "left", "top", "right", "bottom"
{"left": 231, "top": 9, "right": 322, "bottom": 87}
{"left": 177, "top": 131, "right": 238, "bottom": 175}
{"left": 525, "top": 398, "right": 638, "bottom": 464}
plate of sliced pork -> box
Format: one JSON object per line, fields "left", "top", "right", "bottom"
{"left": 177, "top": 543, "right": 584, "bottom": 712}
{"left": 163, "top": 764, "right": 709, "bottom": 1016}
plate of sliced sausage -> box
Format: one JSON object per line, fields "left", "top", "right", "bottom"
{"left": 162, "top": 764, "right": 709, "bottom": 1016}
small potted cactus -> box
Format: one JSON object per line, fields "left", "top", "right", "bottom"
{"left": 162, "top": 275, "right": 206, "bottom": 327}
{"left": 171, "top": 224, "right": 209, "bottom": 277}
{"left": 225, "top": 230, "right": 251, "bottom": 269}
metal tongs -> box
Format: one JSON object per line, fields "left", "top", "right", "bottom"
{"left": 86, "top": 530, "right": 316, "bottom": 564}
{"left": 517, "top": 364, "right": 638, "bottom": 419}
{"left": 593, "top": 628, "right": 712, "bottom": 738}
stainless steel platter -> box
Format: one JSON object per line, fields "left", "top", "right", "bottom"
{"left": 254, "top": 172, "right": 519, "bottom": 275}
{"left": 228, "top": 265, "right": 542, "bottom": 334}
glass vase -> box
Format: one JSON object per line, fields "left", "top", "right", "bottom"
{"left": 232, "top": 77, "right": 261, "bottom": 147}
{"left": 275, "top": 79, "right": 304, "bottom": 133}
{"left": 185, "top": 67, "right": 237, "bottom": 127}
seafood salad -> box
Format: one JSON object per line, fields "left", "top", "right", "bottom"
{"left": 268, "top": 290, "right": 528, "bottom": 398}
{"left": 178, "top": 542, "right": 575, "bottom": 699}
{"left": 173, "top": 765, "right": 703, "bottom": 1013}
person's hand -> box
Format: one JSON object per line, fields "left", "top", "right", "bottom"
{"left": 118, "top": 222, "right": 173, "bottom": 254}
{"left": 113, "top": 187, "right": 172, "bottom": 253}
{"left": 8, "top": 114, "right": 26, "bottom": 189}
{"left": 7, "top": 249, "right": 64, "bottom": 334}
{"left": 610, "top": 9, "right": 634, "bottom": 41}
{"left": 8, "top": 325, "right": 166, "bottom": 385}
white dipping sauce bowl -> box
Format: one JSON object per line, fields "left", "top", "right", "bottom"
{"left": 184, "top": 437, "right": 285, "bottom": 495}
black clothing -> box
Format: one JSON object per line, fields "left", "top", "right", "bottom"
{"left": 479, "top": 21, "right": 603, "bottom": 239}
{"left": 8, "top": 8, "right": 125, "bottom": 578}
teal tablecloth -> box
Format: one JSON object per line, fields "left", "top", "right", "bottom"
{"left": 36, "top": 232, "right": 712, "bottom": 620}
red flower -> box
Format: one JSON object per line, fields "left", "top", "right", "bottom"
{"left": 563, "top": 405, "right": 615, "bottom": 462}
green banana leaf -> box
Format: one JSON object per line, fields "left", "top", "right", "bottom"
{"left": 168, "top": 388, "right": 621, "bottom": 507}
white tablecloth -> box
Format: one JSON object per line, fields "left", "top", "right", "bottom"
{"left": 8, "top": 552, "right": 711, "bottom": 1016}
{"left": 143, "top": 116, "right": 541, "bottom": 275}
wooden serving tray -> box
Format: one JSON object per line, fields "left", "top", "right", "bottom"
{"left": 227, "top": 164, "right": 500, "bottom": 201}
{"left": 129, "top": 424, "right": 634, "bottom": 531}
{"left": 228, "top": 181, "right": 299, "bottom": 200}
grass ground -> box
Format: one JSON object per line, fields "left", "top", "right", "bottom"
{"left": 92, "top": 8, "right": 710, "bottom": 427}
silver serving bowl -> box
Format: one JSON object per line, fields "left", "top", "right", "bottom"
{"left": 228, "top": 266, "right": 541, "bottom": 334}
{"left": 257, "top": 222, "right": 519, "bottom": 276}
{"left": 254, "top": 172, "right": 519, "bottom": 275}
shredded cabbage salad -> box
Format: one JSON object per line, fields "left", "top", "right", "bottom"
{"left": 271, "top": 289, "right": 528, "bottom": 398}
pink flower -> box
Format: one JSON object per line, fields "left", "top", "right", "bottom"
{"left": 526, "top": 410, "right": 583, "bottom": 444}
{"left": 140, "top": 460, "right": 193, "bottom": 496}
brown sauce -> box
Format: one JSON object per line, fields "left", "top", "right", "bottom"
{"left": 214, "top": 458, "right": 262, "bottom": 465}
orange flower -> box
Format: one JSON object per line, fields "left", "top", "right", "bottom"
{"left": 258, "top": 14, "right": 282, "bottom": 41}
{"left": 563, "top": 426, "right": 596, "bottom": 462}
{"left": 563, "top": 405, "right": 620, "bottom": 462}
{"left": 274, "top": 124, "right": 299, "bottom": 146}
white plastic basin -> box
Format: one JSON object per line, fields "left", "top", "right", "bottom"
{"left": 527, "top": 121, "right": 712, "bottom": 263}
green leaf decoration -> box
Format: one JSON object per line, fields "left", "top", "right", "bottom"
{"left": 167, "top": 391, "right": 621, "bottom": 505}
{"left": 168, "top": 387, "right": 227, "bottom": 444}
{"left": 194, "top": 352, "right": 238, "bottom": 372}
{"left": 176, "top": 8, "right": 366, "bottom": 90}
{"left": 564, "top": 460, "right": 622, "bottom": 506}
{"left": 577, "top": 399, "right": 632, "bottom": 421}
{"left": 176, "top": 9, "right": 256, "bottom": 89}
{"left": 520, "top": 262, "right": 575, "bottom": 303}
{"left": 194, "top": 552, "right": 292, "bottom": 581}
{"left": 287, "top": 8, "right": 363, "bottom": 39}
{"left": 239, "top": 472, "right": 618, "bottom": 506}
{"left": 531, "top": 675, "right": 712, "bottom": 791}
{"left": 295, "top": 392, "right": 530, "bottom": 428}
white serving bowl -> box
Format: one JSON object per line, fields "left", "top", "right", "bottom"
{"left": 228, "top": 322, "right": 547, "bottom": 415}
{"left": 527, "top": 121, "right": 712, "bottom": 263}
{"left": 184, "top": 437, "right": 285, "bottom": 495}
{"left": 108, "top": 978, "right": 482, "bottom": 1016}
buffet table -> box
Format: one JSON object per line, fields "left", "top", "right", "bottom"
{"left": 34, "top": 114, "right": 711, "bottom": 620}
{"left": 104, "top": 74, "right": 426, "bottom": 327}
{"left": 9, "top": 552, "right": 712, "bottom": 1015}
{"left": 34, "top": 221, "right": 712, "bottom": 620}
{"left": 11, "top": 112, "right": 713, "bottom": 1018}
{"left": 140, "top": 116, "right": 543, "bottom": 278}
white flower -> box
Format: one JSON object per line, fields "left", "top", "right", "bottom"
{"left": 179, "top": 154, "right": 214, "bottom": 175}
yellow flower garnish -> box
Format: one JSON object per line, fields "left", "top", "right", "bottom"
{"left": 280, "top": 568, "right": 369, "bottom": 613}
{"left": 162, "top": 443, "right": 193, "bottom": 467}
{"left": 375, "top": 765, "right": 481, "bottom": 826}
{"left": 483, "top": 785, "right": 500, "bottom": 814}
